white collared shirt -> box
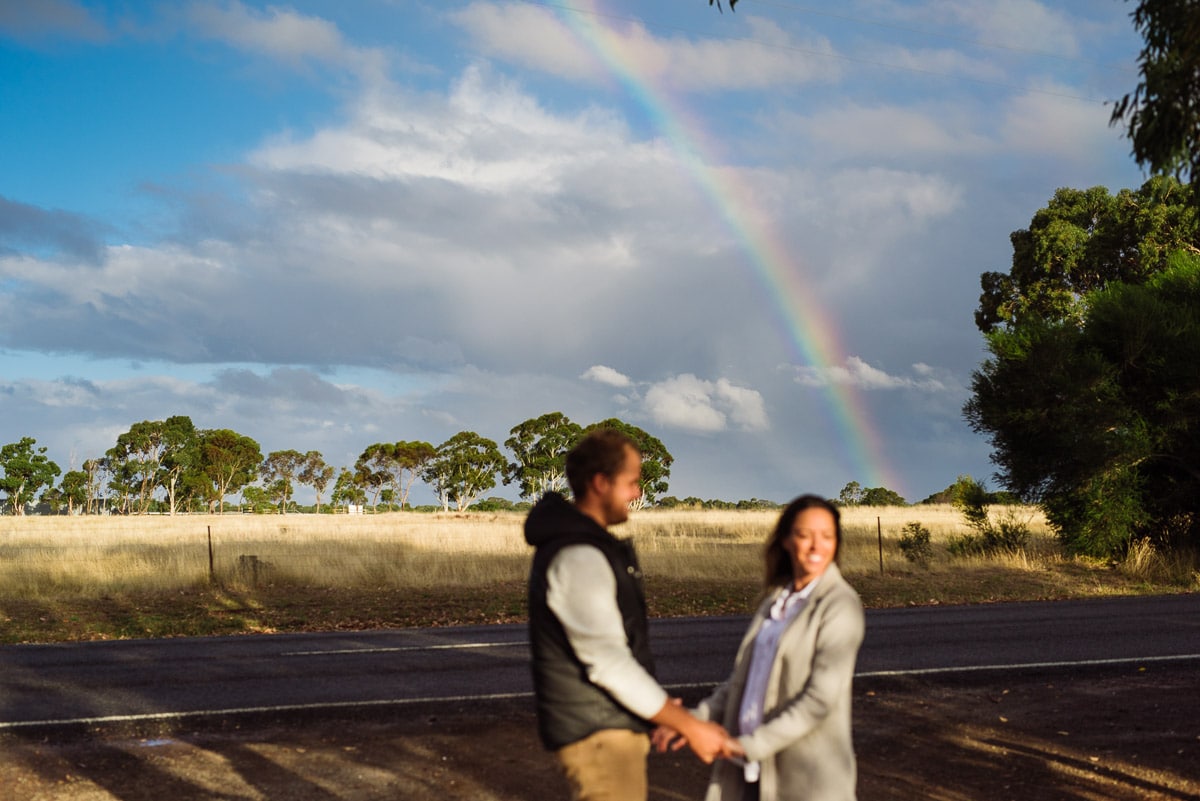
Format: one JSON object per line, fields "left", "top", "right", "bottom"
{"left": 737, "top": 577, "right": 820, "bottom": 782}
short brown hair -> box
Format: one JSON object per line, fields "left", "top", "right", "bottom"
{"left": 763, "top": 495, "right": 842, "bottom": 588}
{"left": 566, "top": 429, "right": 639, "bottom": 500}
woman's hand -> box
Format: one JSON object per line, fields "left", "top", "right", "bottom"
{"left": 720, "top": 736, "right": 745, "bottom": 760}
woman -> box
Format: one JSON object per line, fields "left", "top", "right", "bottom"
{"left": 659, "top": 495, "right": 865, "bottom": 801}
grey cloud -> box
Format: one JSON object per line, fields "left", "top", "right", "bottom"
{"left": 0, "top": 196, "right": 105, "bottom": 263}
{"left": 210, "top": 367, "right": 349, "bottom": 406}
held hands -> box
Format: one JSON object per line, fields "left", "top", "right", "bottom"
{"left": 651, "top": 718, "right": 745, "bottom": 764}
{"left": 649, "top": 697, "right": 742, "bottom": 765}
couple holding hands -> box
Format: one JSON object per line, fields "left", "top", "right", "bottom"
{"left": 526, "top": 429, "right": 865, "bottom": 801}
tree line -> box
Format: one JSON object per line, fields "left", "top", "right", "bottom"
{"left": 0, "top": 413, "right": 674, "bottom": 516}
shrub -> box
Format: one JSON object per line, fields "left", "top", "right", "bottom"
{"left": 898, "top": 522, "right": 933, "bottom": 567}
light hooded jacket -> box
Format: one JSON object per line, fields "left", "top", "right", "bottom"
{"left": 695, "top": 563, "right": 865, "bottom": 801}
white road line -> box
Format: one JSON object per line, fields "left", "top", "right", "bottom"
{"left": 854, "top": 652, "right": 1200, "bottom": 678}
{"left": 280, "top": 642, "right": 526, "bottom": 657}
{"left": 3, "top": 653, "right": 1197, "bottom": 731}
{"left": 0, "top": 693, "right": 533, "bottom": 731}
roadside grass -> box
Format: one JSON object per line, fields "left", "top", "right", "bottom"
{"left": 0, "top": 507, "right": 1195, "bottom": 644}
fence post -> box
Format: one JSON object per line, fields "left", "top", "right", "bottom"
{"left": 877, "top": 516, "right": 884, "bottom": 575}
{"left": 208, "top": 525, "right": 215, "bottom": 583}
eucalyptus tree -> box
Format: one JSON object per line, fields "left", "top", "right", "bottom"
{"left": 261, "top": 449, "right": 307, "bottom": 514}
{"left": 421, "top": 431, "right": 507, "bottom": 512}
{"left": 354, "top": 443, "right": 394, "bottom": 511}
{"left": 583, "top": 418, "right": 672, "bottom": 508}
{"left": 104, "top": 416, "right": 197, "bottom": 514}
{"left": 504, "top": 412, "right": 582, "bottom": 501}
{"left": 331, "top": 467, "right": 367, "bottom": 511}
{"left": 82, "top": 458, "right": 108, "bottom": 514}
{"left": 196, "top": 429, "right": 262, "bottom": 513}
{"left": 392, "top": 441, "right": 436, "bottom": 509}
{"left": 159, "top": 416, "right": 198, "bottom": 515}
{"left": 0, "top": 437, "right": 61, "bottom": 515}
{"left": 1111, "top": 0, "right": 1200, "bottom": 202}
{"left": 298, "top": 451, "right": 336, "bottom": 513}
{"left": 54, "top": 470, "right": 89, "bottom": 515}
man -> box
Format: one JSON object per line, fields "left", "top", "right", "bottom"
{"left": 525, "top": 428, "right": 729, "bottom": 800}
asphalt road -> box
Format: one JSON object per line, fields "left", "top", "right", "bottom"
{"left": 2, "top": 594, "right": 1198, "bottom": 730}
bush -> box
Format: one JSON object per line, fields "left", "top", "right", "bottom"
{"left": 947, "top": 511, "right": 1031, "bottom": 557}
{"left": 898, "top": 522, "right": 933, "bottom": 567}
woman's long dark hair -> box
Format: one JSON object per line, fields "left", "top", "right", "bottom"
{"left": 763, "top": 494, "right": 842, "bottom": 589}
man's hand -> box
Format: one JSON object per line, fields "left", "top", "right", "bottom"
{"left": 649, "top": 698, "right": 729, "bottom": 764}
{"left": 680, "top": 718, "right": 729, "bottom": 764}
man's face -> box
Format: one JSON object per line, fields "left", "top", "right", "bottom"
{"left": 595, "top": 445, "right": 643, "bottom": 526}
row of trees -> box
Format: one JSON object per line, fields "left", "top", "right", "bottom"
{"left": 0, "top": 413, "right": 674, "bottom": 516}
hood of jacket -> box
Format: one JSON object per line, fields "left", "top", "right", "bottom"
{"left": 524, "top": 491, "right": 606, "bottom": 548}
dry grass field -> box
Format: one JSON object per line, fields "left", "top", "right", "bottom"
{"left": 0, "top": 506, "right": 1196, "bottom": 644}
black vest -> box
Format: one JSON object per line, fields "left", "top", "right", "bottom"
{"left": 527, "top": 509, "right": 656, "bottom": 750}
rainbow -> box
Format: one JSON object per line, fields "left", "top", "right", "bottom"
{"left": 555, "top": 0, "right": 901, "bottom": 493}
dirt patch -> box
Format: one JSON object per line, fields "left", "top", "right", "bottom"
{"left": 2, "top": 663, "right": 1197, "bottom": 801}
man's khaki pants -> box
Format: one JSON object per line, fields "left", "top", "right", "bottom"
{"left": 556, "top": 728, "right": 651, "bottom": 801}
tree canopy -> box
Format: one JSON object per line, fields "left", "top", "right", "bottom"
{"left": 967, "top": 251, "right": 1200, "bottom": 555}
{"left": 836, "top": 481, "right": 906, "bottom": 506}
{"left": 974, "top": 177, "right": 1198, "bottom": 334}
{"left": 584, "top": 418, "right": 673, "bottom": 508}
{"left": 422, "top": 431, "right": 507, "bottom": 512}
{"left": 1111, "top": 0, "right": 1200, "bottom": 197}
{"left": 0, "top": 437, "right": 61, "bottom": 515}
{"left": 504, "top": 412, "right": 583, "bottom": 501}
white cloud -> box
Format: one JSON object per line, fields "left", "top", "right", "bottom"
{"left": 187, "top": 0, "right": 385, "bottom": 80}
{"left": 791, "top": 357, "right": 948, "bottom": 392}
{"left": 869, "top": 44, "right": 1005, "bottom": 83}
{"left": 788, "top": 103, "right": 991, "bottom": 159}
{"left": 642, "top": 374, "right": 768, "bottom": 433}
{"left": 250, "top": 63, "right": 629, "bottom": 190}
{"left": 714, "top": 378, "right": 769, "bottom": 431}
{"left": 938, "top": 0, "right": 1081, "bottom": 56}
{"left": 450, "top": 1, "right": 841, "bottom": 92}
{"left": 581, "top": 365, "right": 632, "bottom": 388}
{"left": 1000, "top": 85, "right": 1115, "bottom": 161}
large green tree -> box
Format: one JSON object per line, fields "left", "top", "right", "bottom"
{"left": 158, "top": 416, "right": 199, "bottom": 515}
{"left": 354, "top": 443, "right": 394, "bottom": 511}
{"left": 55, "top": 470, "right": 89, "bottom": 515}
{"left": 261, "top": 449, "right": 307, "bottom": 514}
{"left": 298, "top": 451, "right": 335, "bottom": 514}
{"left": 331, "top": 467, "right": 367, "bottom": 511}
{"left": 0, "top": 437, "right": 61, "bottom": 515}
{"left": 422, "top": 431, "right": 507, "bottom": 512}
{"left": 967, "top": 252, "right": 1200, "bottom": 556}
{"left": 1111, "top": 0, "right": 1200, "bottom": 195}
{"left": 196, "top": 429, "right": 262, "bottom": 513}
{"left": 504, "top": 412, "right": 583, "bottom": 501}
{"left": 975, "top": 177, "right": 1197, "bottom": 334}
{"left": 584, "top": 418, "right": 672, "bottom": 508}
{"left": 102, "top": 416, "right": 197, "bottom": 515}
{"left": 393, "top": 441, "right": 436, "bottom": 509}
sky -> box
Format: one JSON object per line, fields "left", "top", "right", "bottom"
{"left": 0, "top": 0, "right": 1149, "bottom": 506}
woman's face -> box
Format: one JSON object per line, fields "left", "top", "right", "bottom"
{"left": 784, "top": 506, "right": 838, "bottom": 586}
